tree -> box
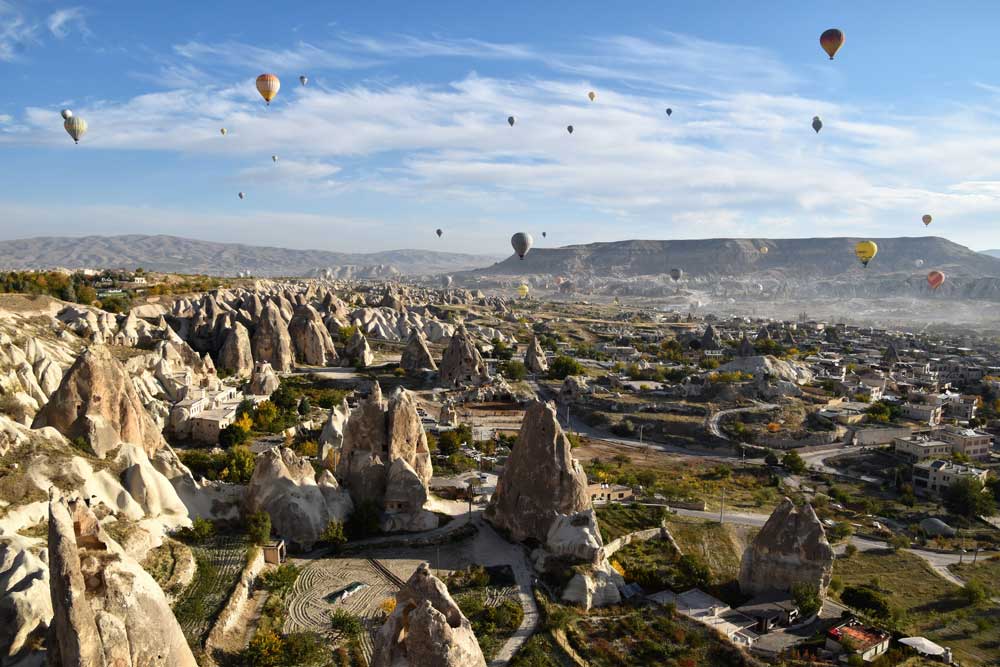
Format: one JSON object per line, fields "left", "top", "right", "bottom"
{"left": 782, "top": 450, "right": 807, "bottom": 474}
{"left": 75, "top": 284, "right": 97, "bottom": 305}
{"left": 764, "top": 450, "right": 780, "bottom": 467}
{"left": 841, "top": 585, "right": 893, "bottom": 619}
{"left": 297, "top": 397, "right": 311, "bottom": 415}
{"left": 612, "top": 454, "right": 630, "bottom": 468}
{"left": 345, "top": 500, "right": 382, "bottom": 540}
{"left": 498, "top": 360, "right": 527, "bottom": 381}
{"left": 437, "top": 429, "right": 463, "bottom": 456}
{"left": 270, "top": 384, "right": 298, "bottom": 413}
{"left": 792, "top": 582, "right": 821, "bottom": 617}
{"left": 253, "top": 401, "right": 279, "bottom": 431}
{"left": 321, "top": 521, "right": 347, "bottom": 551}
{"left": 330, "top": 609, "right": 364, "bottom": 638}
{"left": 490, "top": 338, "right": 514, "bottom": 361}
{"left": 943, "top": 477, "right": 996, "bottom": 519}
{"left": 887, "top": 534, "right": 910, "bottom": 551}
{"left": 219, "top": 422, "right": 250, "bottom": 448}
{"left": 224, "top": 446, "right": 256, "bottom": 484}
{"left": 548, "top": 355, "right": 584, "bottom": 380}
{"left": 247, "top": 511, "right": 272, "bottom": 545}
{"left": 962, "top": 580, "right": 989, "bottom": 605}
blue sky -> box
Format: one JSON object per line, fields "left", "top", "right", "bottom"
{"left": 4, "top": 1, "right": 1000, "bottom": 254}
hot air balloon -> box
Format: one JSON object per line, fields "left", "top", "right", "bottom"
{"left": 508, "top": 116, "right": 515, "bottom": 127}
{"left": 272, "top": 155, "right": 278, "bottom": 163}
{"left": 915, "top": 259, "right": 925, "bottom": 268}
{"left": 855, "top": 240, "right": 878, "bottom": 267}
{"left": 665, "top": 108, "right": 672, "bottom": 116}
{"left": 670, "top": 268, "right": 683, "bottom": 281}
{"left": 588, "top": 91, "right": 596, "bottom": 101}
{"left": 238, "top": 192, "right": 246, "bottom": 200}
{"left": 60, "top": 109, "right": 73, "bottom": 120}
{"left": 518, "top": 284, "right": 530, "bottom": 298}
{"left": 511, "top": 232, "right": 533, "bottom": 259}
{"left": 922, "top": 214, "right": 932, "bottom": 226}
{"left": 820, "top": 28, "right": 845, "bottom": 60}
{"left": 927, "top": 270, "right": 945, "bottom": 290}
{"left": 812, "top": 116, "right": 823, "bottom": 133}
{"left": 256, "top": 74, "right": 280, "bottom": 105}
{"left": 567, "top": 125, "right": 574, "bottom": 134}
{"left": 299, "top": 75, "right": 308, "bottom": 86}
{"left": 760, "top": 246, "right": 769, "bottom": 254}
{"left": 436, "top": 229, "right": 443, "bottom": 238}
{"left": 63, "top": 116, "right": 87, "bottom": 144}
{"left": 542, "top": 232, "right": 547, "bottom": 238}
{"left": 220, "top": 128, "right": 227, "bottom": 136}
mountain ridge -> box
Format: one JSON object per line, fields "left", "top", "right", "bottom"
{"left": 0, "top": 234, "right": 502, "bottom": 277}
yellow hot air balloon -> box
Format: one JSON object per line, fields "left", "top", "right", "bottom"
{"left": 588, "top": 91, "right": 596, "bottom": 101}
{"left": 220, "top": 127, "right": 227, "bottom": 136}
{"left": 855, "top": 241, "right": 878, "bottom": 268}
{"left": 518, "top": 284, "right": 530, "bottom": 298}
{"left": 63, "top": 116, "right": 87, "bottom": 144}
{"left": 760, "top": 246, "right": 769, "bottom": 254}
{"left": 256, "top": 73, "right": 280, "bottom": 105}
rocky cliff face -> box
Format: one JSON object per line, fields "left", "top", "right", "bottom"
{"left": 370, "top": 562, "right": 486, "bottom": 667}
{"left": 524, "top": 336, "right": 548, "bottom": 374}
{"left": 248, "top": 361, "right": 280, "bottom": 396}
{"left": 244, "top": 447, "right": 353, "bottom": 551}
{"left": 217, "top": 321, "right": 254, "bottom": 377}
{"left": 288, "top": 304, "right": 339, "bottom": 366}
{"left": 486, "top": 400, "right": 590, "bottom": 544}
{"left": 32, "top": 345, "right": 167, "bottom": 458}
{"left": 335, "top": 385, "right": 435, "bottom": 532}
{"left": 250, "top": 301, "right": 293, "bottom": 373}
{"left": 344, "top": 329, "right": 374, "bottom": 367}
{"left": 738, "top": 498, "right": 835, "bottom": 596}
{"left": 439, "top": 326, "right": 488, "bottom": 387}
{"left": 400, "top": 328, "right": 437, "bottom": 373}
{"left": 46, "top": 494, "right": 197, "bottom": 667}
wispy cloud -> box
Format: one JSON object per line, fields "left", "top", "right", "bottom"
{"left": 0, "top": 1, "right": 38, "bottom": 61}
{"left": 46, "top": 7, "right": 88, "bottom": 39}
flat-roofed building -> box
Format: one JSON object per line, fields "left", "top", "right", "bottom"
{"left": 912, "top": 459, "right": 989, "bottom": 497}
{"left": 893, "top": 435, "right": 952, "bottom": 462}
{"left": 936, "top": 425, "right": 993, "bottom": 461}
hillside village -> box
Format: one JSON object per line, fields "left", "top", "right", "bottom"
{"left": 0, "top": 277, "right": 998, "bottom": 667}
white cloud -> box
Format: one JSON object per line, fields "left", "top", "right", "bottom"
{"left": 0, "top": 1, "right": 37, "bottom": 61}
{"left": 46, "top": 7, "right": 88, "bottom": 39}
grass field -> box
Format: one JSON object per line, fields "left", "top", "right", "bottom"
{"left": 949, "top": 554, "right": 1000, "bottom": 592}
{"left": 172, "top": 535, "right": 250, "bottom": 649}
{"left": 662, "top": 515, "right": 752, "bottom": 586}
{"left": 594, "top": 503, "right": 668, "bottom": 542}
{"left": 833, "top": 549, "right": 1000, "bottom": 666}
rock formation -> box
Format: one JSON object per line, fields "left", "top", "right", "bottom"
{"left": 318, "top": 398, "right": 352, "bottom": 469}
{"left": 344, "top": 329, "right": 375, "bottom": 367}
{"left": 217, "top": 321, "right": 254, "bottom": 377}
{"left": 336, "top": 385, "right": 436, "bottom": 532}
{"left": 248, "top": 361, "right": 280, "bottom": 396}
{"left": 486, "top": 400, "right": 589, "bottom": 544}
{"left": 439, "top": 325, "right": 488, "bottom": 386}
{"left": 250, "top": 301, "right": 293, "bottom": 373}
{"left": 738, "top": 498, "right": 835, "bottom": 596}
{"left": 370, "top": 563, "right": 486, "bottom": 667}
{"left": 245, "top": 447, "right": 353, "bottom": 550}
{"left": 523, "top": 336, "right": 549, "bottom": 374}
{"left": 288, "top": 304, "right": 339, "bottom": 366}
{"left": 46, "top": 494, "right": 198, "bottom": 666}
{"left": 400, "top": 328, "right": 437, "bottom": 374}
{"left": 32, "top": 345, "right": 167, "bottom": 458}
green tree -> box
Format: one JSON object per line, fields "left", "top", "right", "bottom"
{"left": 792, "top": 582, "right": 821, "bottom": 617}
{"left": 225, "top": 446, "right": 256, "bottom": 484}
{"left": 219, "top": 422, "right": 250, "bottom": 448}
{"left": 841, "top": 585, "right": 893, "bottom": 619}
{"left": 764, "top": 450, "right": 780, "bottom": 466}
{"left": 548, "top": 355, "right": 584, "bottom": 380}
{"left": 498, "top": 360, "right": 527, "bottom": 381}
{"left": 297, "top": 397, "right": 311, "bottom": 415}
{"left": 321, "top": 521, "right": 347, "bottom": 551}
{"left": 253, "top": 401, "right": 280, "bottom": 431}
{"left": 490, "top": 338, "right": 514, "bottom": 361}
{"left": 782, "top": 450, "right": 807, "bottom": 474}
{"left": 270, "top": 384, "right": 299, "bottom": 413}
{"left": 943, "top": 477, "right": 996, "bottom": 519}
{"left": 247, "top": 510, "right": 272, "bottom": 545}
{"left": 962, "top": 580, "right": 989, "bottom": 605}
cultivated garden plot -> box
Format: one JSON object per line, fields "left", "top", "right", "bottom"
{"left": 172, "top": 534, "right": 250, "bottom": 647}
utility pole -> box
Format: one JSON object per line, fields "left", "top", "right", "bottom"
{"left": 719, "top": 487, "right": 726, "bottom": 525}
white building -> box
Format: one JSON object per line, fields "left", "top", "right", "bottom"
{"left": 912, "top": 459, "right": 989, "bottom": 497}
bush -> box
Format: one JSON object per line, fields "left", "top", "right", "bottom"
{"left": 841, "top": 585, "right": 893, "bottom": 619}
{"left": 962, "top": 580, "right": 989, "bottom": 605}
{"left": 247, "top": 511, "right": 272, "bottom": 546}
{"left": 498, "top": 360, "right": 527, "bottom": 380}
{"left": 259, "top": 564, "right": 300, "bottom": 595}
{"left": 792, "top": 581, "right": 821, "bottom": 617}
{"left": 843, "top": 544, "right": 858, "bottom": 559}
{"left": 225, "top": 446, "right": 256, "bottom": 484}
{"left": 782, "top": 450, "right": 807, "bottom": 474}
{"left": 548, "top": 355, "right": 584, "bottom": 380}
{"left": 321, "top": 521, "right": 347, "bottom": 551}
{"left": 219, "top": 422, "right": 250, "bottom": 448}
{"left": 611, "top": 420, "right": 636, "bottom": 437}
{"left": 330, "top": 609, "right": 364, "bottom": 638}
{"left": 177, "top": 517, "right": 216, "bottom": 543}
{"left": 943, "top": 477, "right": 996, "bottom": 518}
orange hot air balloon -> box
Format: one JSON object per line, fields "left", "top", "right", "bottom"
{"left": 256, "top": 74, "right": 280, "bottom": 105}
{"left": 927, "top": 270, "right": 945, "bottom": 290}
{"left": 820, "top": 29, "right": 844, "bottom": 60}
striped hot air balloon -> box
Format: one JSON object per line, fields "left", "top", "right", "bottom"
{"left": 256, "top": 74, "right": 280, "bottom": 105}
{"left": 64, "top": 116, "right": 87, "bottom": 144}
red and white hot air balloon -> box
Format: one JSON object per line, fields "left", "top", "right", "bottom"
{"left": 927, "top": 270, "right": 945, "bottom": 290}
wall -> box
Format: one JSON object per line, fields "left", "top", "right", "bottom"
{"left": 203, "top": 547, "right": 265, "bottom": 663}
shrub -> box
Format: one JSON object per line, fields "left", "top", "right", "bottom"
{"left": 841, "top": 585, "right": 893, "bottom": 619}
{"left": 259, "top": 564, "right": 300, "bottom": 595}
{"left": 962, "top": 580, "right": 989, "bottom": 605}
{"left": 177, "top": 517, "right": 216, "bottom": 543}
{"left": 224, "top": 446, "right": 256, "bottom": 484}
{"left": 498, "top": 360, "right": 527, "bottom": 380}
{"left": 247, "top": 511, "right": 272, "bottom": 545}
{"left": 548, "top": 355, "right": 584, "bottom": 380}
{"left": 782, "top": 450, "right": 807, "bottom": 474}
{"left": 321, "top": 521, "right": 347, "bottom": 551}
{"left": 379, "top": 597, "right": 397, "bottom": 617}
{"left": 330, "top": 609, "right": 363, "bottom": 638}
{"left": 792, "top": 581, "right": 821, "bottom": 617}
{"left": 843, "top": 544, "right": 858, "bottom": 559}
